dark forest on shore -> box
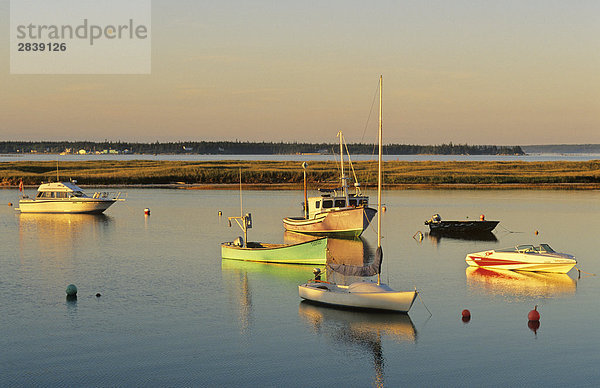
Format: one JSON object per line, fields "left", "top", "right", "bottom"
{"left": 0, "top": 141, "right": 524, "bottom": 156}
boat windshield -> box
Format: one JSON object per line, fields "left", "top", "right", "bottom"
{"left": 516, "top": 244, "right": 535, "bottom": 252}
{"left": 71, "top": 191, "right": 85, "bottom": 197}
{"left": 538, "top": 244, "right": 555, "bottom": 253}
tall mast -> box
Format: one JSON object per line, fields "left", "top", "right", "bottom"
{"left": 377, "top": 75, "right": 383, "bottom": 284}
{"left": 338, "top": 131, "right": 345, "bottom": 188}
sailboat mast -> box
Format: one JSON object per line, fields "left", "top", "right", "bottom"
{"left": 377, "top": 75, "right": 383, "bottom": 285}
{"left": 377, "top": 76, "right": 383, "bottom": 248}
{"left": 338, "top": 131, "right": 345, "bottom": 192}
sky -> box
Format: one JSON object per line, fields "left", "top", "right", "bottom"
{"left": 1, "top": 0, "right": 599, "bottom": 145}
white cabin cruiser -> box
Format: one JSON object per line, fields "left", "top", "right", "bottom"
{"left": 465, "top": 244, "right": 577, "bottom": 273}
{"left": 18, "top": 181, "right": 123, "bottom": 214}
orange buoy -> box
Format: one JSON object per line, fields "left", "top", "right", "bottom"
{"left": 8, "top": 202, "right": 12, "bottom": 206}
{"left": 382, "top": 206, "right": 387, "bottom": 212}
{"left": 480, "top": 214, "right": 485, "bottom": 221}
{"left": 535, "top": 230, "right": 539, "bottom": 235}
{"left": 528, "top": 305, "right": 540, "bottom": 321}
{"left": 144, "top": 208, "right": 150, "bottom": 215}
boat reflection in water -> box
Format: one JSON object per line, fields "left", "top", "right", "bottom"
{"left": 284, "top": 231, "right": 372, "bottom": 285}
{"left": 299, "top": 301, "right": 416, "bottom": 386}
{"left": 426, "top": 231, "right": 498, "bottom": 246}
{"left": 18, "top": 213, "right": 113, "bottom": 260}
{"left": 221, "top": 259, "right": 313, "bottom": 334}
{"left": 466, "top": 267, "right": 577, "bottom": 299}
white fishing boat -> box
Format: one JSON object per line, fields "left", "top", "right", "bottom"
{"left": 465, "top": 244, "right": 577, "bottom": 273}
{"left": 17, "top": 181, "right": 123, "bottom": 214}
{"left": 299, "top": 76, "right": 418, "bottom": 313}
{"left": 282, "top": 132, "right": 377, "bottom": 238}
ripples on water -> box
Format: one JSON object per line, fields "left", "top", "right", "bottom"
{"left": 1, "top": 188, "right": 599, "bottom": 386}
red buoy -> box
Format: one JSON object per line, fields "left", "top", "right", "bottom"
{"left": 461, "top": 309, "right": 471, "bottom": 323}
{"left": 480, "top": 214, "right": 485, "bottom": 221}
{"left": 144, "top": 208, "right": 150, "bottom": 215}
{"left": 528, "top": 305, "right": 540, "bottom": 321}
{"left": 528, "top": 320, "right": 540, "bottom": 334}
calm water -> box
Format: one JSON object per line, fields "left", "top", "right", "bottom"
{"left": 1, "top": 188, "right": 599, "bottom": 386}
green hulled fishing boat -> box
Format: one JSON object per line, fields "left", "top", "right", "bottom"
{"left": 221, "top": 235, "right": 327, "bottom": 265}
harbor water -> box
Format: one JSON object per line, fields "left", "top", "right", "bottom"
{"left": 1, "top": 188, "right": 599, "bottom": 386}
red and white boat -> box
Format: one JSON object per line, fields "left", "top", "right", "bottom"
{"left": 465, "top": 244, "right": 577, "bottom": 274}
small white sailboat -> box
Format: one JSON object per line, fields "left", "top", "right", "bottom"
{"left": 298, "top": 76, "right": 417, "bottom": 313}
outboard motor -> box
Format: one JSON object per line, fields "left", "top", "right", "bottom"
{"left": 425, "top": 214, "right": 442, "bottom": 225}
{"left": 312, "top": 267, "right": 321, "bottom": 281}
{"left": 233, "top": 236, "right": 244, "bottom": 247}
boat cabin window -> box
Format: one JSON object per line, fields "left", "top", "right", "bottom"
{"left": 334, "top": 199, "right": 346, "bottom": 208}
{"left": 349, "top": 199, "right": 357, "bottom": 207}
{"left": 322, "top": 199, "right": 333, "bottom": 209}
{"left": 359, "top": 199, "right": 368, "bottom": 206}
{"left": 315, "top": 201, "right": 320, "bottom": 209}
{"left": 37, "top": 192, "right": 52, "bottom": 198}
{"left": 56, "top": 192, "right": 68, "bottom": 198}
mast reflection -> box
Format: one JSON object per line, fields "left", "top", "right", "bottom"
{"left": 299, "top": 302, "right": 416, "bottom": 387}
{"left": 221, "top": 259, "right": 312, "bottom": 333}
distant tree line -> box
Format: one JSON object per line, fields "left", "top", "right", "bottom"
{"left": 0, "top": 141, "right": 524, "bottom": 155}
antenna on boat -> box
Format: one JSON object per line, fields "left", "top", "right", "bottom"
{"left": 302, "top": 162, "right": 308, "bottom": 219}
{"left": 227, "top": 167, "right": 250, "bottom": 247}
{"left": 337, "top": 131, "right": 344, "bottom": 178}
{"left": 337, "top": 131, "right": 350, "bottom": 202}
{"left": 377, "top": 75, "right": 383, "bottom": 285}
{"left": 239, "top": 167, "right": 243, "bottom": 217}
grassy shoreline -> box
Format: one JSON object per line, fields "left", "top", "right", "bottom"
{"left": 1, "top": 160, "right": 599, "bottom": 189}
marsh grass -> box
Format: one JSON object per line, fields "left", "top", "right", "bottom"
{"left": 1, "top": 160, "right": 599, "bottom": 188}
